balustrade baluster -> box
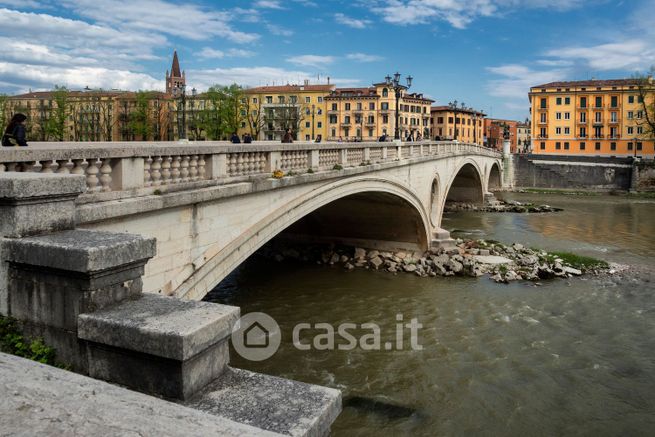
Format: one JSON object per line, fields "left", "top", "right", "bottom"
{"left": 99, "top": 158, "right": 113, "bottom": 192}
{"left": 57, "top": 160, "right": 74, "bottom": 174}
{"left": 189, "top": 155, "right": 199, "bottom": 180}
{"left": 144, "top": 157, "right": 153, "bottom": 187}
{"left": 41, "top": 160, "right": 57, "bottom": 173}
{"left": 198, "top": 155, "right": 206, "bottom": 180}
{"left": 0, "top": 163, "right": 5, "bottom": 172}
{"left": 180, "top": 155, "right": 190, "bottom": 182}
{"left": 151, "top": 157, "right": 163, "bottom": 186}
{"left": 161, "top": 156, "right": 172, "bottom": 184}
{"left": 86, "top": 159, "right": 101, "bottom": 193}
{"left": 171, "top": 156, "right": 181, "bottom": 183}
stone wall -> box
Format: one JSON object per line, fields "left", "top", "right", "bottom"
{"left": 635, "top": 160, "right": 655, "bottom": 191}
{"left": 512, "top": 154, "right": 634, "bottom": 190}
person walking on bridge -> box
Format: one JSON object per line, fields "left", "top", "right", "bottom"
{"left": 282, "top": 128, "right": 294, "bottom": 143}
{"left": 2, "top": 113, "right": 28, "bottom": 147}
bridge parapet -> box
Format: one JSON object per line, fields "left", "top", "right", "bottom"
{"left": 0, "top": 141, "right": 500, "bottom": 198}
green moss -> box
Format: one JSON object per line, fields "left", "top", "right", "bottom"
{"left": 548, "top": 252, "right": 609, "bottom": 270}
{"left": 332, "top": 164, "right": 343, "bottom": 170}
{"left": 153, "top": 189, "right": 162, "bottom": 196}
{"left": 0, "top": 315, "right": 60, "bottom": 366}
{"left": 306, "top": 168, "right": 314, "bottom": 174}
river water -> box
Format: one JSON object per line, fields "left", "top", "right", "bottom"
{"left": 206, "top": 193, "right": 655, "bottom": 436}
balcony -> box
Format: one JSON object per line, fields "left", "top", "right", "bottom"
{"left": 608, "top": 119, "right": 620, "bottom": 124}
{"left": 341, "top": 122, "right": 351, "bottom": 127}
{"left": 577, "top": 119, "right": 588, "bottom": 125}
{"left": 592, "top": 120, "right": 604, "bottom": 126}
{"left": 538, "top": 120, "right": 548, "bottom": 125}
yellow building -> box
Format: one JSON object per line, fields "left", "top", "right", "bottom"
{"left": 529, "top": 78, "right": 655, "bottom": 156}
{"left": 430, "top": 105, "right": 485, "bottom": 145}
{"left": 239, "top": 83, "right": 335, "bottom": 141}
{"left": 324, "top": 83, "right": 432, "bottom": 141}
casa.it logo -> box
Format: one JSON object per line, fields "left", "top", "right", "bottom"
{"left": 231, "top": 312, "right": 281, "bottom": 361}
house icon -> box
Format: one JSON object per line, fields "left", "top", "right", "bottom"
{"left": 244, "top": 321, "right": 270, "bottom": 348}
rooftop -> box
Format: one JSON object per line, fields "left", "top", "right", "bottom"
{"left": 431, "top": 106, "right": 486, "bottom": 116}
{"left": 245, "top": 84, "right": 335, "bottom": 93}
{"left": 530, "top": 78, "right": 652, "bottom": 90}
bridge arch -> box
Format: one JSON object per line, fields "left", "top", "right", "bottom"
{"left": 487, "top": 162, "right": 502, "bottom": 191}
{"left": 441, "top": 160, "right": 485, "bottom": 215}
{"left": 177, "top": 176, "right": 430, "bottom": 300}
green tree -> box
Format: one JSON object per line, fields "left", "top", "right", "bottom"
{"left": 0, "top": 94, "right": 8, "bottom": 131}
{"left": 129, "top": 91, "right": 154, "bottom": 140}
{"left": 45, "top": 85, "right": 70, "bottom": 141}
{"left": 635, "top": 67, "right": 655, "bottom": 140}
{"left": 197, "top": 84, "right": 245, "bottom": 140}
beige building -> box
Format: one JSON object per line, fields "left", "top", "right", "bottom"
{"left": 430, "top": 106, "right": 485, "bottom": 145}
{"left": 516, "top": 121, "right": 531, "bottom": 153}
{"left": 325, "top": 83, "right": 432, "bottom": 141}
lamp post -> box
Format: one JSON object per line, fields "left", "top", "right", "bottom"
{"left": 311, "top": 104, "right": 315, "bottom": 140}
{"left": 385, "top": 72, "right": 412, "bottom": 140}
{"left": 178, "top": 84, "right": 187, "bottom": 140}
{"left": 633, "top": 137, "right": 638, "bottom": 157}
{"left": 448, "top": 100, "right": 459, "bottom": 141}
{"left": 189, "top": 87, "right": 197, "bottom": 140}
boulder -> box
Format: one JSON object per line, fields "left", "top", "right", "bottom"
{"left": 404, "top": 264, "right": 418, "bottom": 273}
{"left": 370, "top": 256, "right": 384, "bottom": 270}
{"left": 354, "top": 247, "right": 367, "bottom": 259}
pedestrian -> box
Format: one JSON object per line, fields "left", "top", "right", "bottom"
{"left": 378, "top": 133, "right": 387, "bottom": 142}
{"left": 282, "top": 128, "right": 293, "bottom": 143}
{"left": 416, "top": 132, "right": 422, "bottom": 141}
{"left": 338, "top": 136, "right": 343, "bottom": 143}
{"left": 2, "top": 113, "right": 28, "bottom": 147}
{"left": 243, "top": 133, "right": 253, "bottom": 143}
{"left": 315, "top": 134, "right": 322, "bottom": 143}
{"left": 230, "top": 132, "right": 241, "bottom": 143}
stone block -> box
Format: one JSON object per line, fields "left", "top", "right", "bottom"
{"left": 79, "top": 294, "right": 240, "bottom": 399}
{"left": 0, "top": 172, "right": 85, "bottom": 238}
{"left": 185, "top": 367, "right": 342, "bottom": 437}
{"left": 4, "top": 229, "right": 156, "bottom": 273}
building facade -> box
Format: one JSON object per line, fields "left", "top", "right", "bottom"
{"left": 238, "top": 83, "right": 334, "bottom": 141}
{"left": 516, "top": 121, "right": 531, "bottom": 153}
{"left": 529, "top": 78, "right": 655, "bottom": 156}
{"left": 485, "top": 118, "right": 518, "bottom": 152}
{"left": 430, "top": 106, "right": 485, "bottom": 145}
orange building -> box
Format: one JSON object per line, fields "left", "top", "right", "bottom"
{"left": 529, "top": 78, "right": 655, "bottom": 157}
{"left": 430, "top": 106, "right": 485, "bottom": 145}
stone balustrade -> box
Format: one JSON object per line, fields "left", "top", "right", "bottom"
{"left": 0, "top": 140, "right": 500, "bottom": 197}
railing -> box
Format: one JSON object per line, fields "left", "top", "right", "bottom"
{"left": 0, "top": 140, "right": 500, "bottom": 197}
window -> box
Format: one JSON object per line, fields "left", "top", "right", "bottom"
{"left": 438, "top": 117, "right": 444, "bottom": 123}
{"left": 540, "top": 127, "right": 546, "bottom": 137}
{"left": 638, "top": 95, "right": 644, "bottom": 103}
{"left": 331, "top": 103, "right": 337, "bottom": 111}
{"left": 628, "top": 126, "right": 634, "bottom": 135}
{"left": 266, "top": 96, "right": 272, "bottom": 104}
{"left": 556, "top": 112, "right": 562, "bottom": 120}
{"left": 637, "top": 111, "right": 644, "bottom": 119}
{"left": 278, "top": 96, "right": 285, "bottom": 104}
{"left": 331, "top": 128, "right": 336, "bottom": 137}
{"left": 382, "top": 115, "right": 389, "bottom": 123}
{"left": 556, "top": 97, "right": 562, "bottom": 105}
{"left": 382, "top": 88, "right": 388, "bottom": 97}
{"left": 540, "top": 98, "right": 547, "bottom": 109}
{"left": 637, "top": 126, "right": 643, "bottom": 134}
{"left": 448, "top": 117, "right": 454, "bottom": 123}
{"left": 595, "top": 142, "right": 601, "bottom": 150}
{"left": 290, "top": 96, "right": 297, "bottom": 104}
{"left": 556, "top": 127, "right": 562, "bottom": 134}
{"left": 637, "top": 142, "right": 643, "bottom": 151}
{"left": 381, "top": 102, "right": 389, "bottom": 110}
{"left": 564, "top": 127, "right": 570, "bottom": 135}
{"left": 540, "top": 113, "right": 547, "bottom": 123}
{"left": 305, "top": 134, "right": 310, "bottom": 141}
{"left": 329, "top": 115, "right": 337, "bottom": 123}
{"left": 368, "top": 115, "right": 375, "bottom": 123}
{"left": 611, "top": 142, "right": 617, "bottom": 151}
{"left": 595, "top": 112, "right": 602, "bottom": 122}
{"left": 580, "top": 142, "right": 586, "bottom": 150}
{"left": 305, "top": 121, "right": 310, "bottom": 128}
{"left": 253, "top": 97, "right": 258, "bottom": 103}
{"left": 317, "top": 122, "right": 322, "bottom": 128}
{"left": 564, "top": 142, "right": 570, "bottom": 150}
{"left": 580, "top": 97, "right": 587, "bottom": 108}
{"left": 556, "top": 142, "right": 561, "bottom": 149}
{"left": 345, "top": 103, "right": 351, "bottom": 110}
{"left": 369, "top": 103, "right": 375, "bottom": 110}
{"left": 368, "top": 129, "right": 374, "bottom": 137}
{"left": 628, "top": 111, "right": 634, "bottom": 119}
{"left": 610, "top": 127, "right": 617, "bottom": 138}
{"left": 628, "top": 142, "right": 633, "bottom": 150}
{"left": 611, "top": 96, "right": 618, "bottom": 108}
{"left": 318, "top": 97, "right": 323, "bottom": 103}
{"left": 540, "top": 142, "right": 545, "bottom": 150}
{"left": 580, "top": 112, "right": 587, "bottom": 123}
{"left": 628, "top": 96, "right": 635, "bottom": 104}
{"left": 356, "top": 102, "right": 362, "bottom": 110}
{"left": 564, "top": 112, "right": 570, "bottom": 120}
{"left": 305, "top": 97, "right": 311, "bottom": 103}
{"left": 565, "top": 97, "right": 571, "bottom": 104}
{"left": 344, "top": 116, "right": 350, "bottom": 124}
{"left": 610, "top": 112, "right": 618, "bottom": 122}
{"left": 595, "top": 96, "right": 602, "bottom": 108}
{"left": 580, "top": 127, "right": 586, "bottom": 137}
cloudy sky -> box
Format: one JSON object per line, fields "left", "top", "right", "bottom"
{"left": 0, "top": 0, "right": 653, "bottom": 119}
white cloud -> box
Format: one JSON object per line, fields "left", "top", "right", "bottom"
{"left": 254, "top": 0, "right": 283, "bottom": 9}
{"left": 486, "top": 63, "right": 568, "bottom": 99}
{"left": 334, "top": 12, "right": 371, "bottom": 29}
{"left": 287, "top": 55, "right": 336, "bottom": 68}
{"left": 369, "top": 0, "right": 600, "bottom": 29}
{"left": 266, "top": 23, "right": 294, "bottom": 36}
{"left": 59, "top": 0, "right": 259, "bottom": 43}
{"left": 545, "top": 40, "right": 655, "bottom": 71}
{"left": 187, "top": 66, "right": 360, "bottom": 89}
{"left": 346, "top": 53, "right": 384, "bottom": 62}
{"left": 198, "top": 47, "right": 255, "bottom": 59}
{"left": 0, "top": 62, "right": 163, "bottom": 92}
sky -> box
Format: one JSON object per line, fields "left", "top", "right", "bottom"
{"left": 0, "top": 0, "right": 654, "bottom": 120}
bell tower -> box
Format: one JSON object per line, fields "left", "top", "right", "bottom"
{"left": 166, "top": 50, "right": 186, "bottom": 96}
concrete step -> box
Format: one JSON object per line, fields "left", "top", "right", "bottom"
{"left": 185, "top": 366, "right": 341, "bottom": 437}
{"left": 78, "top": 293, "right": 240, "bottom": 400}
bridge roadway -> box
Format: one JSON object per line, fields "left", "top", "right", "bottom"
{"left": 0, "top": 140, "right": 503, "bottom": 301}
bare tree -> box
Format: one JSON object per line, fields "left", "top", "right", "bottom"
{"left": 635, "top": 68, "right": 655, "bottom": 140}
{"left": 244, "top": 97, "right": 266, "bottom": 139}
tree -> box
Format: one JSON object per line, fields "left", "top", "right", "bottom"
{"left": 129, "top": 91, "right": 154, "bottom": 140}
{"left": 244, "top": 96, "right": 266, "bottom": 140}
{"left": 197, "top": 84, "right": 245, "bottom": 140}
{"left": 0, "top": 94, "right": 8, "bottom": 131}
{"left": 635, "top": 67, "right": 655, "bottom": 140}
{"left": 45, "top": 86, "right": 70, "bottom": 141}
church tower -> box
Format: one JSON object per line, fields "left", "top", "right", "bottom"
{"left": 165, "top": 50, "right": 186, "bottom": 96}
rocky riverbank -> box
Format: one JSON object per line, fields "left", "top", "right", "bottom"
{"left": 444, "top": 200, "right": 562, "bottom": 213}
{"left": 259, "top": 239, "right": 612, "bottom": 284}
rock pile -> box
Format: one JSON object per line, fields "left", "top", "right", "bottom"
{"left": 445, "top": 200, "right": 562, "bottom": 213}
{"left": 259, "top": 239, "right": 607, "bottom": 284}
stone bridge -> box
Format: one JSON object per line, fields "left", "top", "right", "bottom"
{"left": 0, "top": 140, "right": 502, "bottom": 302}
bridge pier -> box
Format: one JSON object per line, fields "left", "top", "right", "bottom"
{"left": 431, "top": 228, "right": 456, "bottom": 249}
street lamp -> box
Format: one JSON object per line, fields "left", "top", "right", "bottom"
{"left": 633, "top": 137, "right": 638, "bottom": 157}
{"left": 448, "top": 100, "right": 459, "bottom": 141}
{"left": 178, "top": 84, "right": 187, "bottom": 140}
{"left": 385, "top": 72, "right": 412, "bottom": 140}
